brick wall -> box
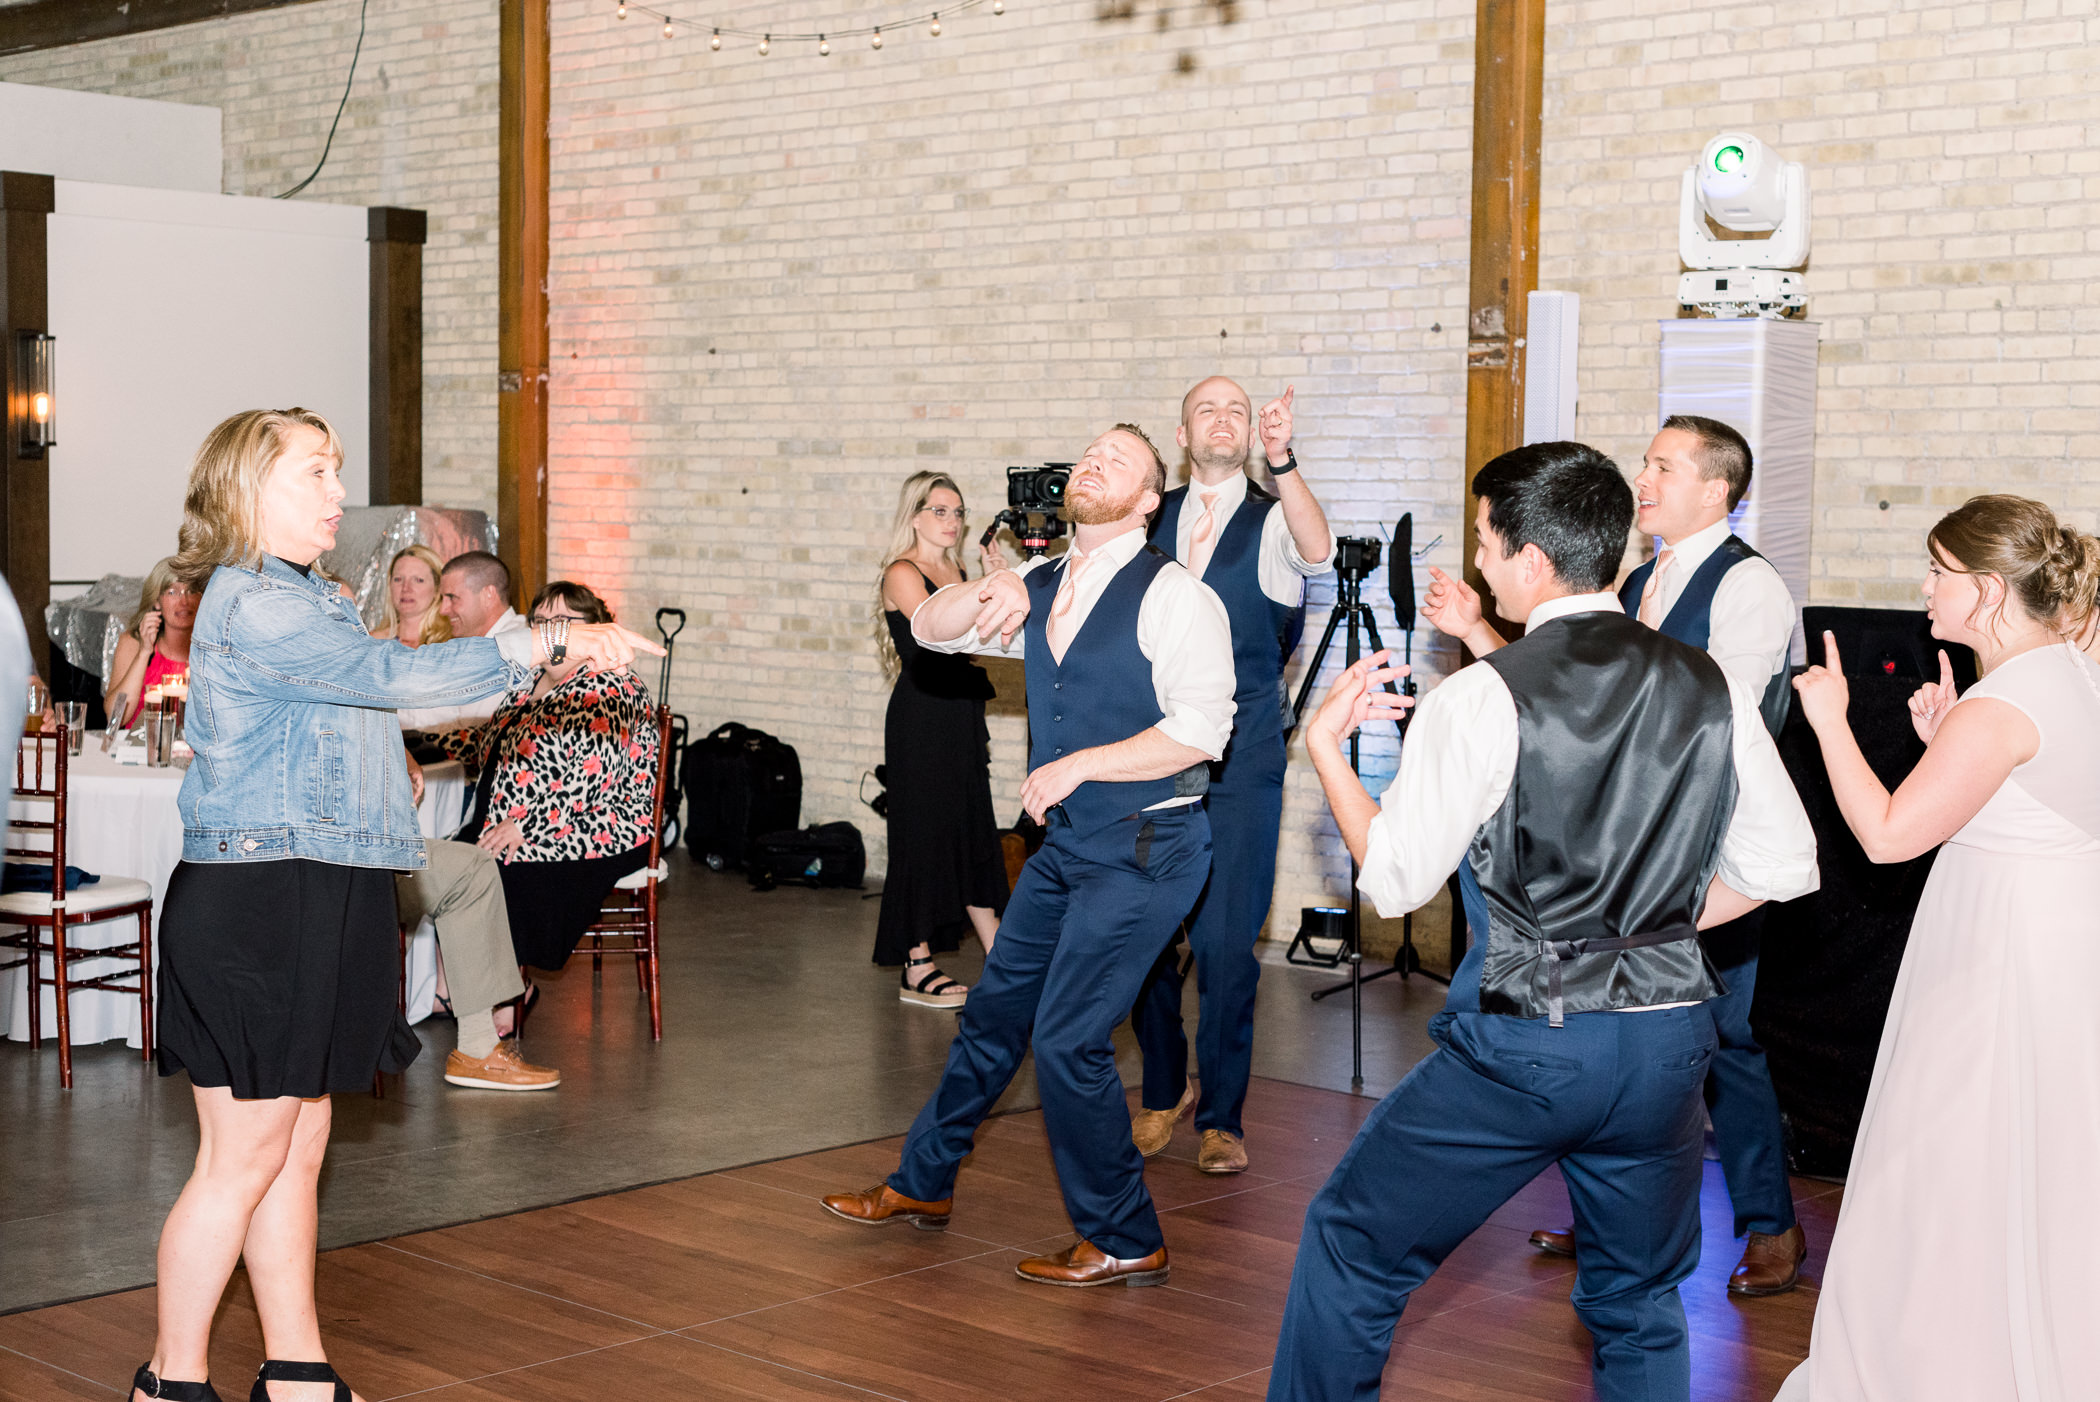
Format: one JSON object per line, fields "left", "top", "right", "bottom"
{"left": 8, "top": 0, "right": 2096, "bottom": 948}
{"left": 0, "top": 0, "right": 503, "bottom": 515}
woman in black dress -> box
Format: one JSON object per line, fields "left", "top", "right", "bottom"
{"left": 132, "top": 409, "right": 657, "bottom": 1402}
{"left": 873, "top": 471, "right": 1010, "bottom": 1008}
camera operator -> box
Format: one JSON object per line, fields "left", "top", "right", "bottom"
{"left": 1127, "top": 377, "right": 1335, "bottom": 1175}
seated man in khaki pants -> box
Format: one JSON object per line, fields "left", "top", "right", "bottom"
{"left": 401, "top": 755, "right": 559, "bottom": 1090}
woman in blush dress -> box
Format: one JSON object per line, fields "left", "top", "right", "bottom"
{"left": 1782, "top": 494, "right": 2100, "bottom": 1401}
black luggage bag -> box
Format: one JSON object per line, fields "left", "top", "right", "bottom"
{"left": 748, "top": 821, "right": 866, "bottom": 892}
{"left": 682, "top": 722, "right": 801, "bottom": 870}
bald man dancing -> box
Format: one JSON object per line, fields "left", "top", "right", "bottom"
{"left": 1128, "top": 377, "right": 1335, "bottom": 1173}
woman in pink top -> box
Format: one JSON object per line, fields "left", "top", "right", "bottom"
{"left": 103, "top": 558, "right": 197, "bottom": 728}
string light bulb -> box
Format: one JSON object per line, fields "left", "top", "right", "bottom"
{"left": 616, "top": 2, "right": 626, "bottom": 16}
{"left": 709, "top": 27, "right": 721, "bottom": 48}
{"left": 929, "top": 12, "right": 941, "bottom": 35}
{"left": 818, "top": 34, "right": 829, "bottom": 53}
{"left": 758, "top": 33, "right": 770, "bottom": 53}
{"left": 870, "top": 26, "right": 882, "bottom": 47}
{"left": 992, "top": 0, "right": 1003, "bottom": 12}
{"left": 663, "top": 16, "right": 674, "bottom": 37}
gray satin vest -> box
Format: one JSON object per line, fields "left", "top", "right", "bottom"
{"left": 1471, "top": 611, "right": 1737, "bottom": 1025}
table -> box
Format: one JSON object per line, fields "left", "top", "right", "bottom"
{"left": 2, "top": 743, "right": 469, "bottom": 1049}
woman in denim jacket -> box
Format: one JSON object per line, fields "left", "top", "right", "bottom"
{"left": 131, "top": 409, "right": 659, "bottom": 1402}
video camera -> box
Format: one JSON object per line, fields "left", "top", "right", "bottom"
{"left": 979, "top": 463, "right": 1074, "bottom": 558}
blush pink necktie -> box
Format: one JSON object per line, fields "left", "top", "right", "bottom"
{"left": 1045, "top": 550, "right": 1095, "bottom": 662}
{"left": 1186, "top": 491, "right": 1222, "bottom": 579}
{"left": 1637, "top": 547, "right": 1676, "bottom": 628}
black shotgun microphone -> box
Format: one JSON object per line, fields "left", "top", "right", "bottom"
{"left": 1388, "top": 513, "right": 1416, "bottom": 623}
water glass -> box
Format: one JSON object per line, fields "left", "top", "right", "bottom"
{"left": 60, "top": 702, "right": 87, "bottom": 754}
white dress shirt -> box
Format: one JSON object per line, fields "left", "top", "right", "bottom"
{"left": 1647, "top": 518, "right": 1797, "bottom": 699}
{"left": 1358, "top": 591, "right": 1819, "bottom": 928}
{"left": 1173, "top": 470, "right": 1337, "bottom": 602}
{"left": 400, "top": 608, "right": 534, "bottom": 733}
{"left": 913, "top": 526, "right": 1238, "bottom": 781}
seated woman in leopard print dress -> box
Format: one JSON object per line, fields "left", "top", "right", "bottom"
{"left": 442, "top": 580, "right": 661, "bottom": 994}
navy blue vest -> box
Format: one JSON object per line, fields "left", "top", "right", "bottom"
{"left": 1151, "top": 484, "right": 1296, "bottom": 769}
{"left": 1024, "top": 544, "right": 1205, "bottom": 846}
{"left": 1620, "top": 534, "right": 1792, "bottom": 737}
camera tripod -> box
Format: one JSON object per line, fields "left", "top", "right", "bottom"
{"left": 1282, "top": 524, "right": 1444, "bottom": 1089}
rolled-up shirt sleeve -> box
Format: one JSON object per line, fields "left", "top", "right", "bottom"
{"left": 1138, "top": 566, "right": 1237, "bottom": 761}
{"left": 908, "top": 559, "right": 1051, "bottom": 660}
{"left": 1715, "top": 674, "right": 1820, "bottom": 903}
{"left": 1258, "top": 505, "right": 1337, "bottom": 606}
{"left": 1358, "top": 663, "right": 1518, "bottom": 918}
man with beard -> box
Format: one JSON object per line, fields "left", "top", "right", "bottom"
{"left": 1129, "top": 377, "right": 1334, "bottom": 1174}
{"left": 822, "top": 424, "right": 1237, "bottom": 1288}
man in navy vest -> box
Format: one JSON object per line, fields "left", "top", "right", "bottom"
{"left": 821, "top": 424, "right": 1238, "bottom": 1289}
{"left": 1128, "top": 376, "right": 1336, "bottom": 1174}
{"left": 1422, "top": 416, "right": 1807, "bottom": 1295}
{"left": 1267, "top": 441, "right": 1816, "bottom": 1402}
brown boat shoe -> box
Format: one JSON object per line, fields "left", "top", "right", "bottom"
{"left": 443, "top": 1039, "right": 561, "bottom": 1091}
{"left": 1014, "top": 1238, "right": 1170, "bottom": 1288}
{"left": 820, "top": 1183, "right": 953, "bottom": 1231}
{"left": 1131, "top": 1085, "right": 1195, "bottom": 1157}
{"left": 1529, "top": 1225, "right": 1576, "bottom": 1257}
{"left": 1729, "top": 1224, "right": 1807, "bottom": 1296}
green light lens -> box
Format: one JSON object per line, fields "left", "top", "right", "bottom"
{"left": 1713, "top": 144, "right": 1746, "bottom": 174}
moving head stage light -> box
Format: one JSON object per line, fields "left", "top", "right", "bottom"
{"left": 980, "top": 463, "right": 1073, "bottom": 558}
{"left": 1678, "top": 131, "right": 1811, "bottom": 318}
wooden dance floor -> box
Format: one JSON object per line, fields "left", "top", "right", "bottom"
{"left": 0, "top": 1077, "right": 1832, "bottom": 1401}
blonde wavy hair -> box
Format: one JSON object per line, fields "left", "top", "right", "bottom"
{"left": 1928, "top": 494, "right": 2100, "bottom": 642}
{"left": 378, "top": 544, "right": 454, "bottom": 646}
{"left": 171, "top": 407, "right": 343, "bottom": 579}
{"left": 129, "top": 557, "right": 200, "bottom": 640}
{"left": 874, "top": 471, "right": 969, "bottom": 677}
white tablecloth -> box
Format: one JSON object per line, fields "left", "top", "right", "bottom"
{"left": 2, "top": 743, "right": 468, "bottom": 1049}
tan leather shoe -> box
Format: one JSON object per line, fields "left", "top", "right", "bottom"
{"left": 1014, "top": 1238, "right": 1170, "bottom": 1288}
{"left": 820, "top": 1183, "right": 952, "bottom": 1231}
{"left": 1529, "top": 1225, "right": 1575, "bottom": 1257}
{"left": 1197, "top": 1128, "right": 1249, "bottom": 1174}
{"left": 1131, "top": 1085, "right": 1195, "bottom": 1157}
{"left": 1729, "top": 1224, "right": 1807, "bottom": 1296}
{"left": 443, "top": 1040, "right": 560, "bottom": 1091}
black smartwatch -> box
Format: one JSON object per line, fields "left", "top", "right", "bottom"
{"left": 1270, "top": 448, "right": 1299, "bottom": 476}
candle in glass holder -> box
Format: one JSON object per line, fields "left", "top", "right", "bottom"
{"left": 163, "top": 673, "right": 190, "bottom": 701}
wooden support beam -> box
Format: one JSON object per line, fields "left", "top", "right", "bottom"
{"left": 497, "top": 0, "right": 550, "bottom": 609}
{"left": 0, "top": 171, "right": 54, "bottom": 677}
{"left": 0, "top": 0, "right": 322, "bottom": 58}
{"left": 368, "top": 206, "right": 427, "bottom": 507}
{"left": 1461, "top": 0, "right": 1547, "bottom": 629}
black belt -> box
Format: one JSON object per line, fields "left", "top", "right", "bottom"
{"left": 1542, "top": 923, "right": 1699, "bottom": 1027}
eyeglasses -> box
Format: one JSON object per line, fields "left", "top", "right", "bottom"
{"left": 530, "top": 611, "right": 582, "bottom": 626}
{"left": 919, "top": 506, "right": 967, "bottom": 523}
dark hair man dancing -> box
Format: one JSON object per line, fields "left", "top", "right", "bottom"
{"left": 1422, "top": 416, "right": 1807, "bottom": 1295}
{"left": 1267, "top": 442, "right": 1818, "bottom": 1400}
{"left": 823, "top": 424, "right": 1237, "bottom": 1287}
{"left": 1127, "top": 377, "right": 1335, "bottom": 1174}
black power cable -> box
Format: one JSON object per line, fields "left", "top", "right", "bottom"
{"left": 277, "top": 0, "right": 371, "bottom": 199}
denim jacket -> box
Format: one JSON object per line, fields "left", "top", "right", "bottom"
{"left": 178, "top": 555, "right": 535, "bottom": 870}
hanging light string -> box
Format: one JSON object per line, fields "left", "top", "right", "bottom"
{"left": 615, "top": 0, "right": 1004, "bottom": 51}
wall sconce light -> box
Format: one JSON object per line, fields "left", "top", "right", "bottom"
{"left": 15, "top": 331, "right": 55, "bottom": 458}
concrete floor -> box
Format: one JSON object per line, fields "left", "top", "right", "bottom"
{"left": 0, "top": 860, "right": 1445, "bottom": 1314}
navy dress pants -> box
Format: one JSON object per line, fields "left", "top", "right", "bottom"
{"left": 1700, "top": 910, "right": 1797, "bottom": 1239}
{"left": 1267, "top": 1005, "right": 1718, "bottom": 1402}
{"left": 1131, "top": 741, "right": 1285, "bottom": 1136}
{"left": 890, "top": 807, "right": 1210, "bottom": 1260}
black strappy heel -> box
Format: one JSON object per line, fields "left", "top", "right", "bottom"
{"left": 130, "top": 1364, "right": 223, "bottom": 1400}
{"left": 249, "top": 1360, "right": 350, "bottom": 1401}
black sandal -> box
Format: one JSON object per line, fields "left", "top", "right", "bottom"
{"left": 900, "top": 955, "right": 967, "bottom": 1010}
{"left": 250, "top": 1360, "right": 350, "bottom": 1402}
{"left": 131, "top": 1365, "right": 222, "bottom": 1400}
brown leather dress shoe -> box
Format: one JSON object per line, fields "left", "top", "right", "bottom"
{"left": 1529, "top": 1225, "right": 1576, "bottom": 1257}
{"left": 1131, "top": 1085, "right": 1195, "bottom": 1157}
{"left": 1014, "top": 1238, "right": 1170, "bottom": 1288}
{"left": 820, "top": 1183, "right": 952, "bottom": 1231}
{"left": 1197, "top": 1128, "right": 1249, "bottom": 1174}
{"left": 1729, "top": 1224, "right": 1807, "bottom": 1296}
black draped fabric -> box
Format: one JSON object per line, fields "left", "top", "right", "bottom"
{"left": 157, "top": 858, "right": 418, "bottom": 1098}
{"left": 871, "top": 583, "right": 1009, "bottom": 966}
{"left": 1757, "top": 671, "right": 1939, "bottom": 1175}
{"left": 497, "top": 844, "right": 651, "bottom": 971}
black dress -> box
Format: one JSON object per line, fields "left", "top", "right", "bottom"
{"left": 872, "top": 574, "right": 1010, "bottom": 965}
{"left": 157, "top": 859, "right": 419, "bottom": 1098}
